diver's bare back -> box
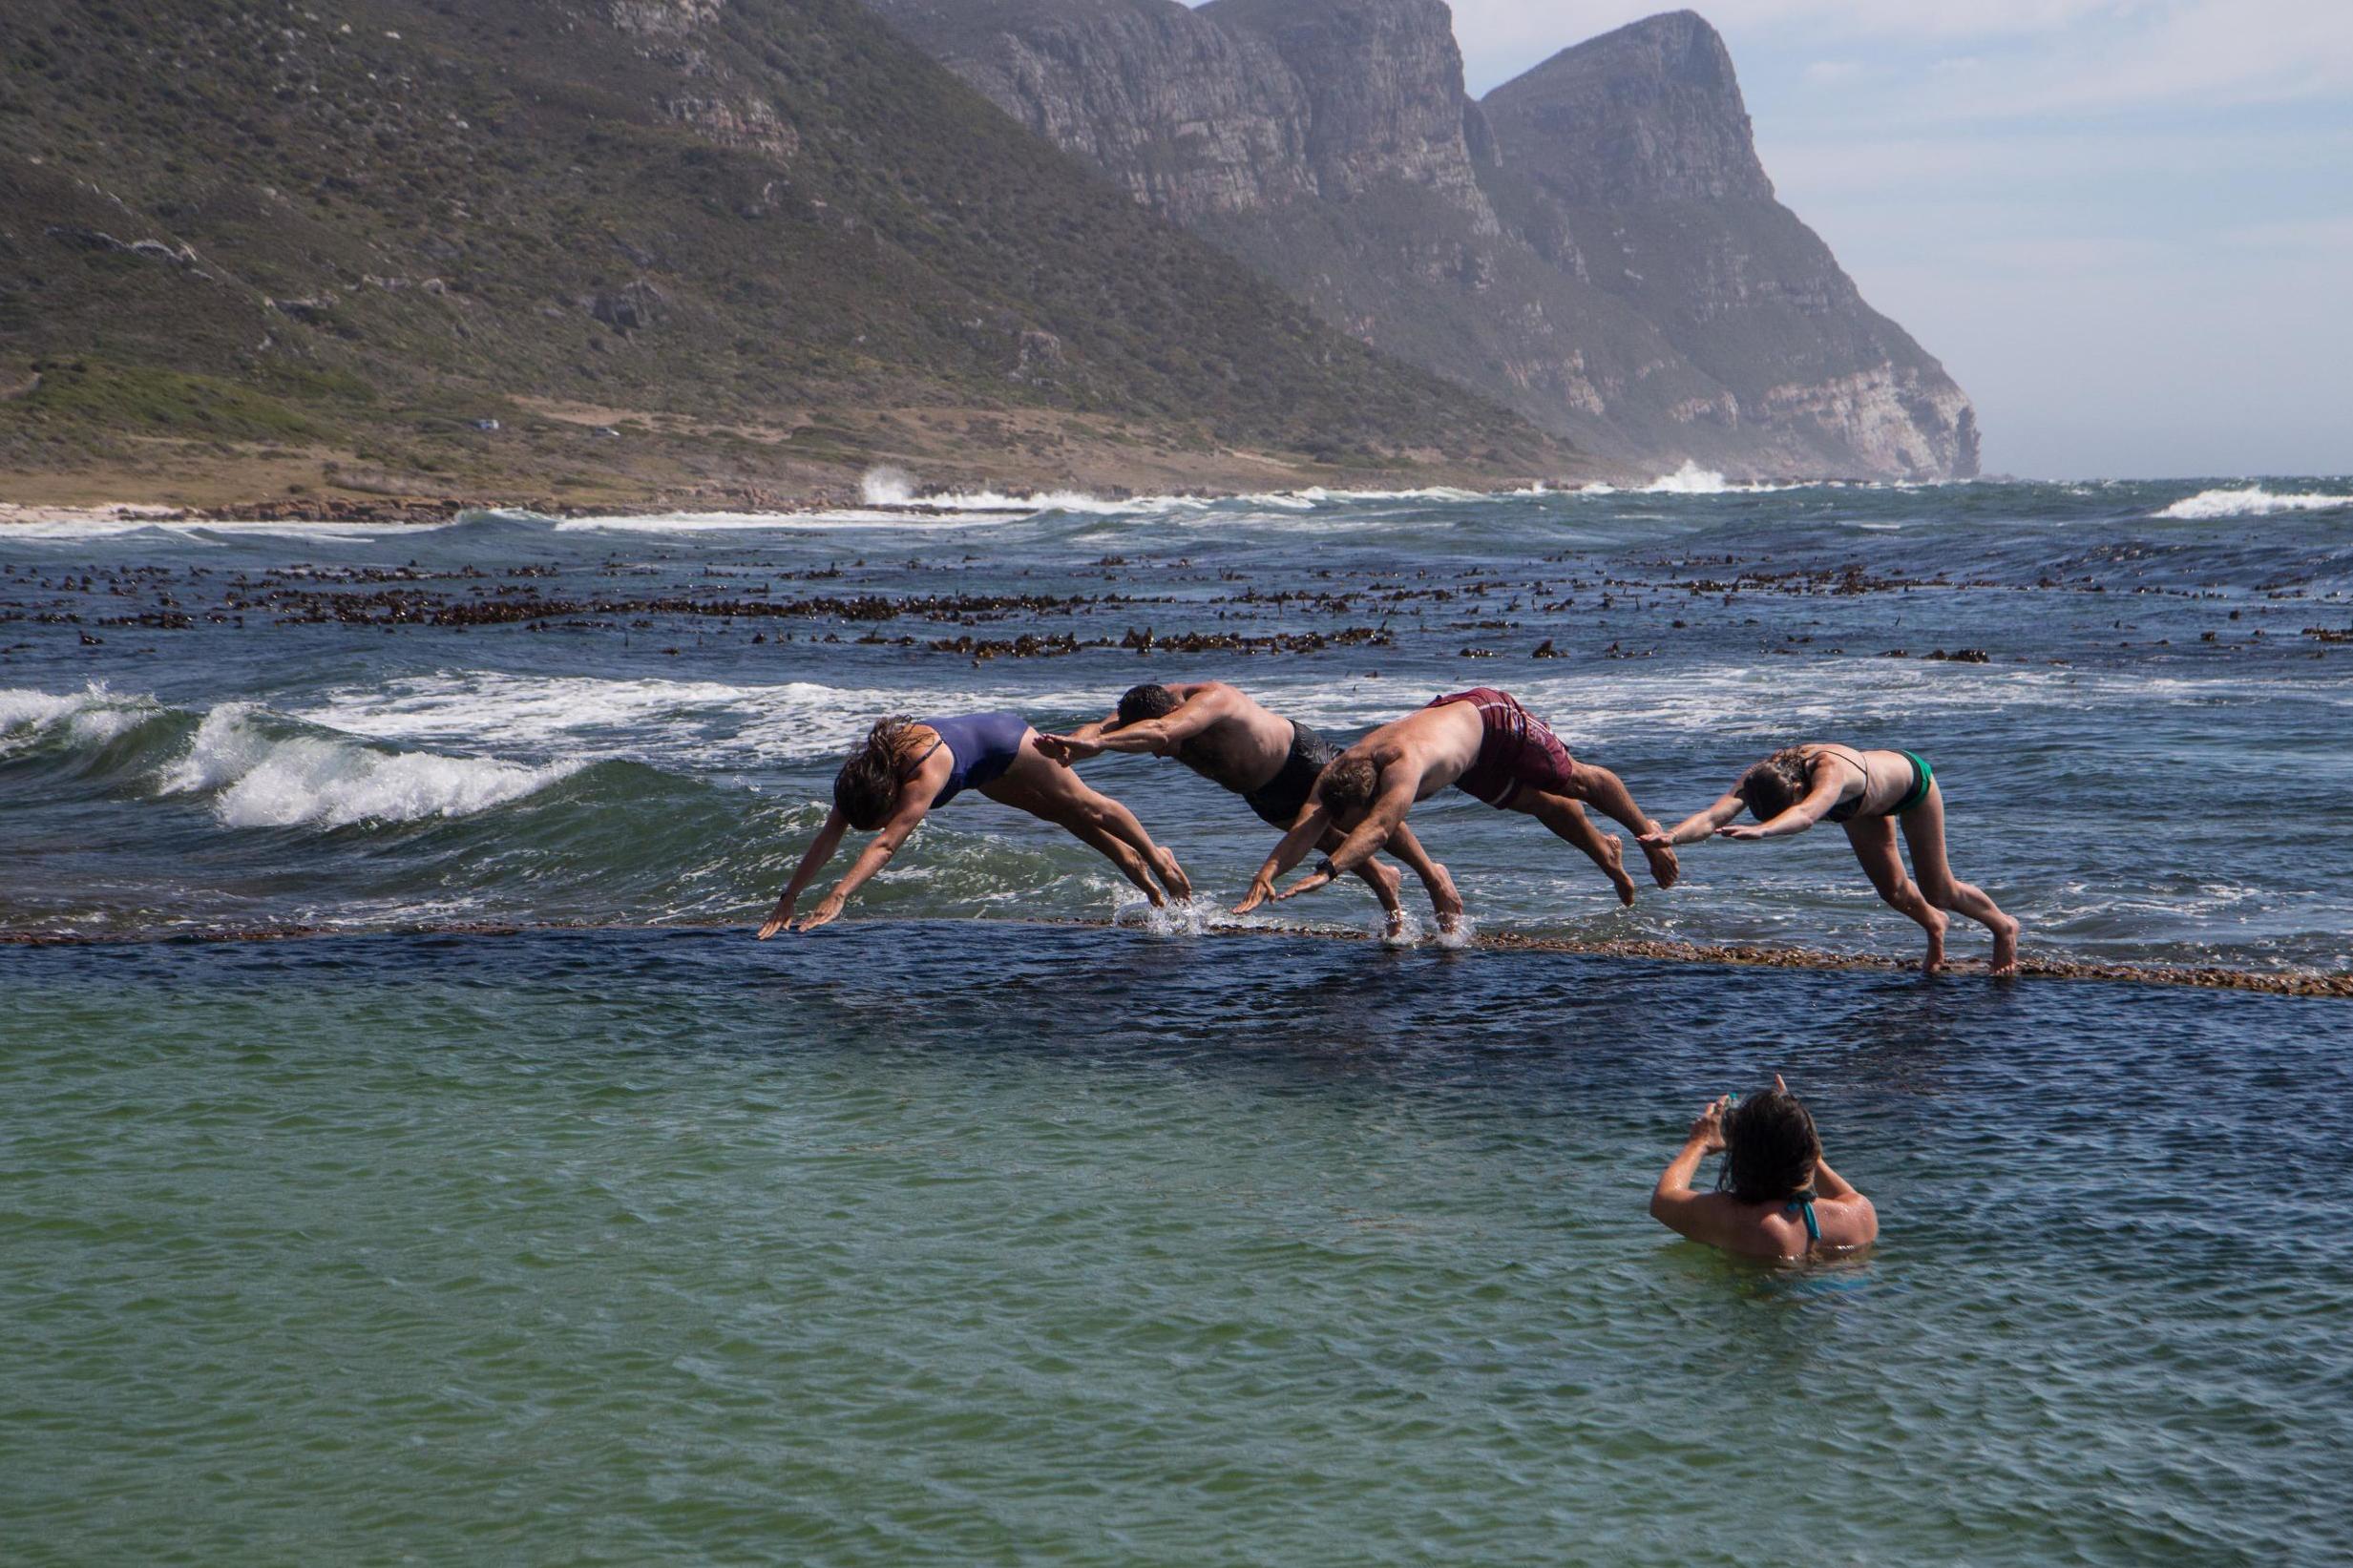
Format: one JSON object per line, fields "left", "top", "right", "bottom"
{"left": 1352, "top": 701, "right": 1486, "bottom": 799}
{"left": 1161, "top": 681, "right": 1296, "bottom": 795}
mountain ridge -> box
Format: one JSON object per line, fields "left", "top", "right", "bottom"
{"left": 865, "top": 0, "right": 1980, "bottom": 480}
{"left": 0, "top": 0, "right": 1568, "bottom": 508}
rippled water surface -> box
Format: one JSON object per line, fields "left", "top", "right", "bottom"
{"left": 4, "top": 480, "right": 2351, "bottom": 1559}
{"left": 6, "top": 928, "right": 2350, "bottom": 1563}
{"left": 4, "top": 478, "right": 2351, "bottom": 968}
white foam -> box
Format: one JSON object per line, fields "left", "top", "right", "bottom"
{"left": 1294, "top": 485, "right": 1485, "bottom": 504}
{"left": 1434, "top": 912, "right": 1477, "bottom": 951}
{"left": 551, "top": 509, "right": 979, "bottom": 533}
{"left": 1120, "top": 896, "right": 1211, "bottom": 936}
{"left": 0, "top": 683, "right": 164, "bottom": 754}
{"left": 2155, "top": 486, "right": 2353, "bottom": 521}
{"left": 1643, "top": 461, "right": 1733, "bottom": 494}
{"left": 301, "top": 672, "right": 945, "bottom": 767}
{"left": 158, "top": 703, "right": 578, "bottom": 828}
{"left": 0, "top": 686, "right": 96, "bottom": 732}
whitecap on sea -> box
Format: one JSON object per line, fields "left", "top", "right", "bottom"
{"left": 2155, "top": 485, "right": 2353, "bottom": 520}
{"left": 158, "top": 703, "right": 578, "bottom": 829}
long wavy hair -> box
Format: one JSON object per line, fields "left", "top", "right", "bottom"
{"left": 1735, "top": 747, "right": 1817, "bottom": 822}
{"left": 834, "top": 716, "right": 921, "bottom": 830}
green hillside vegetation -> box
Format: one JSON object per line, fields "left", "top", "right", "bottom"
{"left": 0, "top": 0, "right": 1562, "bottom": 505}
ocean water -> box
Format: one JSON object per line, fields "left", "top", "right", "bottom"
{"left": 4, "top": 477, "right": 2351, "bottom": 1560}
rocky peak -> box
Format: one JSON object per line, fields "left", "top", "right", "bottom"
{"left": 1481, "top": 10, "right": 1772, "bottom": 206}
{"left": 1203, "top": 0, "right": 1492, "bottom": 215}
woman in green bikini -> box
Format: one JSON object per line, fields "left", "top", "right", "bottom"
{"left": 1643, "top": 744, "right": 2019, "bottom": 974}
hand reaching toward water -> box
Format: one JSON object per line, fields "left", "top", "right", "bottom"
{"left": 792, "top": 891, "right": 848, "bottom": 932}
{"left": 1273, "top": 864, "right": 1335, "bottom": 901}
{"left": 1231, "top": 876, "right": 1275, "bottom": 916}
{"left": 756, "top": 894, "right": 797, "bottom": 940}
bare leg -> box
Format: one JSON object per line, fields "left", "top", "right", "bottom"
{"left": 994, "top": 742, "right": 1190, "bottom": 900}
{"left": 1900, "top": 785, "right": 2019, "bottom": 976}
{"left": 982, "top": 764, "right": 1167, "bottom": 907}
{"left": 1511, "top": 789, "right": 1637, "bottom": 907}
{"left": 1383, "top": 824, "right": 1464, "bottom": 934}
{"left": 1560, "top": 763, "right": 1679, "bottom": 889}
{"left": 1321, "top": 826, "right": 1408, "bottom": 937}
{"left": 1845, "top": 818, "right": 1947, "bottom": 973}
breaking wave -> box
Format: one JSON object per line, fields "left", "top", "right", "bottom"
{"left": 156, "top": 704, "right": 583, "bottom": 829}
{"left": 3, "top": 686, "right": 580, "bottom": 829}
{"left": 1642, "top": 461, "right": 1735, "bottom": 494}
{"left": 2154, "top": 486, "right": 2353, "bottom": 521}
{"left": 0, "top": 682, "right": 172, "bottom": 761}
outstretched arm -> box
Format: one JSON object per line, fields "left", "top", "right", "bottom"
{"left": 1232, "top": 805, "right": 1334, "bottom": 913}
{"left": 757, "top": 808, "right": 850, "bottom": 938}
{"left": 1047, "top": 686, "right": 1231, "bottom": 763}
{"left": 1266, "top": 772, "right": 1418, "bottom": 904}
{"left": 1034, "top": 709, "right": 1124, "bottom": 765}
{"left": 793, "top": 784, "right": 936, "bottom": 931}
{"left": 1643, "top": 790, "right": 1745, "bottom": 848}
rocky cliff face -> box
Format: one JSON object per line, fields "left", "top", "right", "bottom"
{"left": 1481, "top": 11, "right": 1979, "bottom": 477}
{"left": 860, "top": 0, "right": 1314, "bottom": 221}
{"left": 867, "top": 1, "right": 1979, "bottom": 479}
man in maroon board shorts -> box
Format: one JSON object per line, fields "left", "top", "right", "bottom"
{"left": 1232, "top": 687, "right": 1679, "bottom": 916}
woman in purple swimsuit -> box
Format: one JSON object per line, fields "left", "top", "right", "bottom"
{"left": 757, "top": 712, "right": 1191, "bottom": 934}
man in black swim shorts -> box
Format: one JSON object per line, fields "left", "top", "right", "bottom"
{"left": 1040, "top": 682, "right": 1462, "bottom": 934}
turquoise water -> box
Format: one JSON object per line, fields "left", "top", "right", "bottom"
{"left": 5, "top": 479, "right": 2352, "bottom": 1560}
{"left": 6, "top": 927, "right": 2349, "bottom": 1563}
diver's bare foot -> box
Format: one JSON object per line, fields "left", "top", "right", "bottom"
{"left": 1639, "top": 824, "right": 1680, "bottom": 889}
{"left": 1922, "top": 910, "right": 1948, "bottom": 973}
{"left": 1990, "top": 917, "right": 2020, "bottom": 977}
{"left": 1596, "top": 832, "right": 1636, "bottom": 907}
{"left": 1154, "top": 848, "right": 1191, "bottom": 902}
{"left": 1384, "top": 908, "right": 1409, "bottom": 941}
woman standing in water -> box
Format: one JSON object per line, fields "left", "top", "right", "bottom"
{"left": 1643, "top": 744, "right": 2019, "bottom": 975}
{"left": 1650, "top": 1076, "right": 1878, "bottom": 1260}
{"left": 757, "top": 713, "right": 1190, "bottom": 935}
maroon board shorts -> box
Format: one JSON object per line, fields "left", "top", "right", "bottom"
{"left": 1427, "top": 688, "right": 1578, "bottom": 810}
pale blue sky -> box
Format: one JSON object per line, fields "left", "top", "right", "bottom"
{"left": 1448, "top": 0, "right": 2353, "bottom": 478}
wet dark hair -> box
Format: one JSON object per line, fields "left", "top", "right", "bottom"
{"left": 834, "top": 716, "right": 917, "bottom": 830}
{"left": 1736, "top": 748, "right": 1815, "bottom": 822}
{"left": 1719, "top": 1086, "right": 1821, "bottom": 1202}
{"left": 1119, "top": 683, "right": 1179, "bottom": 726}
{"left": 1318, "top": 755, "right": 1380, "bottom": 820}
